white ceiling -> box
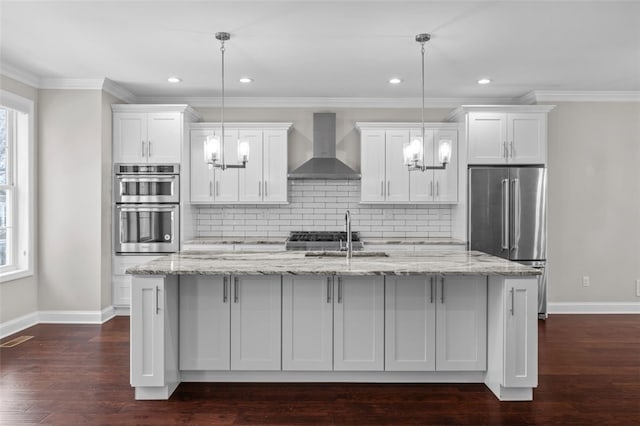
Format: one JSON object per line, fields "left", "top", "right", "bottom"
{"left": 1, "top": 0, "right": 639, "bottom": 104}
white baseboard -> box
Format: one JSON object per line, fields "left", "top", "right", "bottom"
{"left": 113, "top": 306, "right": 130, "bottom": 316}
{"left": 1, "top": 306, "right": 118, "bottom": 339}
{"left": 549, "top": 302, "right": 640, "bottom": 314}
{"left": 0, "top": 311, "right": 39, "bottom": 339}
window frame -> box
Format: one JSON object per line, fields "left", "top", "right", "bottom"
{"left": 0, "top": 90, "right": 35, "bottom": 283}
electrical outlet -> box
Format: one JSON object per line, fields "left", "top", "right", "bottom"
{"left": 582, "top": 276, "right": 590, "bottom": 287}
{"left": 636, "top": 279, "right": 640, "bottom": 297}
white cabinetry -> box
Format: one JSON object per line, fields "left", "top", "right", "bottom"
{"left": 450, "top": 106, "right": 554, "bottom": 165}
{"left": 435, "top": 276, "right": 487, "bottom": 371}
{"left": 112, "top": 255, "right": 161, "bottom": 309}
{"left": 282, "top": 276, "right": 334, "bottom": 370}
{"left": 486, "top": 276, "right": 538, "bottom": 400}
{"left": 113, "top": 105, "right": 200, "bottom": 164}
{"left": 357, "top": 123, "right": 459, "bottom": 204}
{"left": 231, "top": 275, "right": 282, "bottom": 370}
{"left": 189, "top": 124, "right": 291, "bottom": 204}
{"left": 409, "top": 128, "right": 458, "bottom": 203}
{"left": 130, "top": 275, "right": 179, "bottom": 399}
{"left": 333, "top": 276, "right": 385, "bottom": 371}
{"left": 180, "top": 275, "right": 281, "bottom": 371}
{"left": 189, "top": 128, "right": 239, "bottom": 203}
{"left": 385, "top": 276, "right": 486, "bottom": 371}
{"left": 504, "top": 278, "right": 538, "bottom": 387}
{"left": 179, "top": 276, "right": 230, "bottom": 370}
{"left": 281, "top": 275, "right": 384, "bottom": 371}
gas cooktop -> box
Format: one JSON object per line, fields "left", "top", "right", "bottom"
{"left": 285, "top": 231, "right": 363, "bottom": 251}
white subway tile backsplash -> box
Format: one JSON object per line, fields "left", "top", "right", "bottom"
{"left": 193, "top": 179, "right": 452, "bottom": 238}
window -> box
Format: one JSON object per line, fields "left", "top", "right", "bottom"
{"left": 0, "top": 90, "right": 34, "bottom": 282}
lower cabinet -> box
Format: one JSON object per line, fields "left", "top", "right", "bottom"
{"left": 503, "top": 278, "right": 538, "bottom": 387}
{"left": 179, "top": 275, "right": 281, "bottom": 371}
{"left": 282, "top": 275, "right": 385, "bottom": 371}
{"left": 130, "top": 275, "right": 179, "bottom": 389}
{"left": 385, "top": 276, "right": 487, "bottom": 371}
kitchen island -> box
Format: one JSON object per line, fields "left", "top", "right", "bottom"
{"left": 127, "top": 250, "right": 540, "bottom": 401}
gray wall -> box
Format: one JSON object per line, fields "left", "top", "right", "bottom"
{"left": 547, "top": 102, "right": 640, "bottom": 303}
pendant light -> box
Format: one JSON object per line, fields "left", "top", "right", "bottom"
{"left": 403, "top": 33, "right": 452, "bottom": 171}
{"left": 204, "top": 32, "right": 250, "bottom": 170}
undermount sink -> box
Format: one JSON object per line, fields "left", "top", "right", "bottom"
{"left": 304, "top": 251, "right": 389, "bottom": 257}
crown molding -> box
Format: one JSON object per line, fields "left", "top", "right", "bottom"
{"left": 0, "top": 62, "right": 40, "bottom": 88}
{"left": 525, "top": 90, "right": 640, "bottom": 103}
{"left": 102, "top": 78, "right": 137, "bottom": 103}
{"left": 134, "top": 96, "right": 520, "bottom": 109}
{"left": 39, "top": 78, "right": 107, "bottom": 90}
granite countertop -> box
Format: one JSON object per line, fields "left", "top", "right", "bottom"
{"left": 184, "top": 237, "right": 466, "bottom": 246}
{"left": 126, "top": 250, "right": 540, "bottom": 277}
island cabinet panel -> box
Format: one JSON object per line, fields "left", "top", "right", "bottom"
{"left": 231, "top": 276, "right": 282, "bottom": 370}
{"left": 179, "top": 276, "right": 231, "bottom": 370}
{"left": 130, "top": 275, "right": 179, "bottom": 390}
{"left": 504, "top": 278, "right": 538, "bottom": 387}
{"left": 282, "top": 276, "right": 333, "bottom": 371}
{"left": 334, "top": 276, "right": 385, "bottom": 371}
{"left": 385, "top": 276, "right": 436, "bottom": 371}
{"left": 385, "top": 276, "right": 486, "bottom": 372}
{"left": 435, "top": 276, "right": 487, "bottom": 371}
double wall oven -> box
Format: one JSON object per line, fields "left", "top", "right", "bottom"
{"left": 114, "top": 164, "right": 180, "bottom": 254}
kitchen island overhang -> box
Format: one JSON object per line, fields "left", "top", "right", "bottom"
{"left": 127, "top": 250, "right": 540, "bottom": 402}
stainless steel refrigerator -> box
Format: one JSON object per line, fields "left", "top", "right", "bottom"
{"left": 468, "top": 166, "right": 548, "bottom": 318}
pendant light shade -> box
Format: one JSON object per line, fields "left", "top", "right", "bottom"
{"left": 204, "top": 32, "right": 249, "bottom": 170}
{"left": 403, "top": 33, "right": 450, "bottom": 172}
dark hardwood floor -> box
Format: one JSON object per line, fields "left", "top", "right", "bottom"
{"left": 1, "top": 315, "right": 639, "bottom": 425}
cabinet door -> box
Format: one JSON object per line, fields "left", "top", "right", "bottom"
{"left": 179, "top": 276, "right": 231, "bottom": 370}
{"left": 436, "top": 276, "right": 487, "bottom": 371}
{"left": 238, "top": 130, "right": 264, "bottom": 202}
{"left": 385, "top": 130, "right": 410, "bottom": 202}
{"left": 508, "top": 113, "right": 546, "bottom": 164}
{"left": 213, "top": 130, "right": 240, "bottom": 203}
{"left": 190, "top": 129, "right": 214, "bottom": 203}
{"left": 334, "top": 276, "right": 384, "bottom": 371}
{"left": 113, "top": 112, "right": 147, "bottom": 163}
{"left": 409, "top": 129, "right": 435, "bottom": 202}
{"left": 147, "top": 112, "right": 182, "bottom": 163}
{"left": 282, "top": 276, "right": 333, "bottom": 371}
{"left": 385, "top": 276, "right": 436, "bottom": 371}
{"left": 262, "top": 130, "right": 288, "bottom": 203}
{"left": 433, "top": 129, "right": 458, "bottom": 203}
{"left": 468, "top": 112, "right": 508, "bottom": 164}
{"left": 231, "top": 275, "right": 282, "bottom": 370}
{"left": 360, "top": 130, "right": 386, "bottom": 202}
{"left": 130, "top": 276, "right": 165, "bottom": 386}
{"left": 504, "top": 278, "right": 538, "bottom": 387}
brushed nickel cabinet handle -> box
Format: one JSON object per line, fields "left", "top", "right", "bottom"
{"left": 258, "top": 181, "right": 261, "bottom": 196}
{"left": 216, "top": 181, "right": 220, "bottom": 197}
{"left": 148, "top": 141, "right": 152, "bottom": 157}
{"left": 327, "top": 277, "right": 332, "bottom": 304}
{"left": 387, "top": 181, "right": 391, "bottom": 197}
{"left": 510, "top": 287, "right": 515, "bottom": 316}
{"left": 429, "top": 277, "right": 434, "bottom": 304}
{"left": 234, "top": 277, "right": 239, "bottom": 303}
{"left": 155, "top": 285, "right": 160, "bottom": 314}
{"left": 440, "top": 277, "right": 445, "bottom": 304}
{"left": 264, "top": 181, "right": 268, "bottom": 197}
{"left": 223, "top": 277, "right": 228, "bottom": 303}
{"left": 338, "top": 277, "right": 343, "bottom": 304}
{"left": 436, "top": 181, "right": 439, "bottom": 197}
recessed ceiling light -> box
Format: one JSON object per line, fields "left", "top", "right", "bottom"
{"left": 239, "top": 77, "right": 254, "bottom": 83}
{"left": 477, "top": 78, "right": 492, "bottom": 85}
{"left": 389, "top": 77, "right": 403, "bottom": 84}
{"left": 167, "top": 76, "right": 182, "bottom": 83}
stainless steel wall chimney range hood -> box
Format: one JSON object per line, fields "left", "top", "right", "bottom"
{"left": 288, "top": 113, "right": 361, "bottom": 180}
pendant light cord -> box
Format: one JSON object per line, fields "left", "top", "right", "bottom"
{"left": 220, "top": 39, "right": 226, "bottom": 166}
{"left": 420, "top": 40, "right": 425, "bottom": 161}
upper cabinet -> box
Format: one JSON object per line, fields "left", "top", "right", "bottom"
{"left": 450, "top": 106, "right": 555, "bottom": 165}
{"left": 357, "top": 123, "right": 459, "bottom": 204}
{"left": 189, "top": 123, "right": 291, "bottom": 205}
{"left": 112, "top": 105, "right": 200, "bottom": 164}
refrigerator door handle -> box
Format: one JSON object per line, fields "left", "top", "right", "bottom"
{"left": 501, "top": 178, "right": 509, "bottom": 250}
{"left": 512, "top": 178, "right": 520, "bottom": 251}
